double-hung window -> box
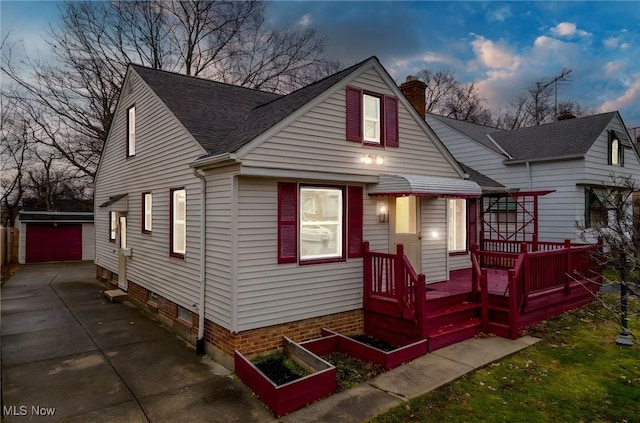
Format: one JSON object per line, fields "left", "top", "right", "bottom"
{"left": 142, "top": 192, "right": 152, "bottom": 233}
{"left": 363, "top": 94, "right": 381, "bottom": 143}
{"left": 608, "top": 130, "right": 624, "bottom": 167}
{"left": 448, "top": 199, "right": 467, "bottom": 253}
{"left": 278, "top": 183, "right": 363, "bottom": 264}
{"left": 346, "top": 86, "right": 398, "bottom": 147}
{"left": 127, "top": 106, "right": 136, "bottom": 157}
{"left": 109, "top": 211, "right": 117, "bottom": 242}
{"left": 171, "top": 188, "right": 186, "bottom": 258}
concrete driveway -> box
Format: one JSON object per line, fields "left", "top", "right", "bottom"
{"left": 1, "top": 262, "right": 272, "bottom": 422}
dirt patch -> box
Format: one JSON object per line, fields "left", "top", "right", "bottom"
{"left": 252, "top": 352, "right": 308, "bottom": 385}
{"left": 1, "top": 263, "right": 23, "bottom": 284}
{"left": 322, "top": 352, "right": 383, "bottom": 391}
{"left": 350, "top": 334, "right": 397, "bottom": 351}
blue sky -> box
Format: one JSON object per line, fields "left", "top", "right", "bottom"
{"left": 2, "top": 1, "right": 640, "bottom": 128}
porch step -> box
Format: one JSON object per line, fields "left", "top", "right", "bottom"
{"left": 427, "top": 318, "right": 482, "bottom": 352}
{"left": 103, "top": 289, "right": 128, "bottom": 302}
{"left": 425, "top": 302, "right": 480, "bottom": 330}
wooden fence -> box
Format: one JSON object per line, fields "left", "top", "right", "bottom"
{"left": 1, "top": 227, "right": 19, "bottom": 266}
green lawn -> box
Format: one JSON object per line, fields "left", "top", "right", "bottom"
{"left": 372, "top": 294, "right": 640, "bottom": 423}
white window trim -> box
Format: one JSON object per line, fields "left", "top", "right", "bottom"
{"left": 109, "top": 211, "right": 117, "bottom": 241}
{"left": 300, "top": 187, "right": 343, "bottom": 261}
{"left": 363, "top": 94, "right": 381, "bottom": 144}
{"left": 172, "top": 189, "right": 186, "bottom": 256}
{"left": 128, "top": 106, "right": 136, "bottom": 156}
{"left": 143, "top": 193, "right": 152, "bottom": 232}
{"left": 448, "top": 199, "right": 467, "bottom": 253}
{"left": 611, "top": 138, "right": 619, "bottom": 166}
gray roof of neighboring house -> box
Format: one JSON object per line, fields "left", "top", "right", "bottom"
{"left": 456, "top": 161, "right": 505, "bottom": 190}
{"left": 131, "top": 57, "right": 376, "bottom": 157}
{"left": 18, "top": 211, "right": 94, "bottom": 222}
{"left": 492, "top": 111, "right": 619, "bottom": 162}
{"left": 427, "top": 114, "right": 504, "bottom": 153}
{"left": 430, "top": 111, "right": 623, "bottom": 162}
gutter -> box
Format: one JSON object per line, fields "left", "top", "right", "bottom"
{"left": 189, "top": 152, "right": 237, "bottom": 170}
{"left": 192, "top": 168, "right": 207, "bottom": 356}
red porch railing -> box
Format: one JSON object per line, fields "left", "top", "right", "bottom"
{"left": 363, "top": 242, "right": 427, "bottom": 333}
{"left": 473, "top": 239, "right": 603, "bottom": 338}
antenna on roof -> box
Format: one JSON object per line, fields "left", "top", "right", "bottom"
{"left": 540, "top": 68, "right": 573, "bottom": 119}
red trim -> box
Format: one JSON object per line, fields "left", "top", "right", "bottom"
{"left": 345, "top": 86, "right": 363, "bottom": 142}
{"left": 142, "top": 192, "right": 152, "bottom": 234}
{"left": 347, "top": 186, "right": 364, "bottom": 258}
{"left": 384, "top": 95, "right": 399, "bottom": 147}
{"left": 277, "top": 182, "right": 298, "bottom": 263}
{"left": 299, "top": 257, "right": 347, "bottom": 266}
{"left": 169, "top": 187, "right": 185, "bottom": 259}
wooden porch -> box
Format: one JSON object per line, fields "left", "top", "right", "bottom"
{"left": 362, "top": 240, "right": 603, "bottom": 352}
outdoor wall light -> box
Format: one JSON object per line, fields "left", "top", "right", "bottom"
{"left": 360, "top": 154, "right": 384, "bottom": 166}
{"left": 431, "top": 230, "right": 439, "bottom": 239}
{"left": 377, "top": 199, "right": 389, "bottom": 223}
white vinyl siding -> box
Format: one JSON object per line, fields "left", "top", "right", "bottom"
{"left": 421, "top": 198, "right": 448, "bottom": 283}
{"left": 242, "top": 69, "right": 461, "bottom": 180}
{"left": 236, "top": 177, "right": 363, "bottom": 332}
{"left": 94, "top": 70, "right": 206, "bottom": 315}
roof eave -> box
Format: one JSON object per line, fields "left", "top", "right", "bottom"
{"left": 503, "top": 154, "right": 585, "bottom": 165}
{"left": 190, "top": 152, "right": 239, "bottom": 170}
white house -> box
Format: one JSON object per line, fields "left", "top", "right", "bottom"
{"left": 427, "top": 111, "right": 640, "bottom": 244}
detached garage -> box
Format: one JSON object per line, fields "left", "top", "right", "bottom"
{"left": 17, "top": 211, "right": 94, "bottom": 264}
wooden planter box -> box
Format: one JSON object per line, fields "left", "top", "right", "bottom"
{"left": 234, "top": 337, "right": 336, "bottom": 417}
{"left": 301, "top": 328, "right": 428, "bottom": 371}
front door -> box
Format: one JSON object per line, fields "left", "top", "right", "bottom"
{"left": 390, "top": 196, "right": 422, "bottom": 273}
{"left": 117, "top": 215, "right": 128, "bottom": 290}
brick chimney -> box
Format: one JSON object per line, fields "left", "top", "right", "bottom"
{"left": 557, "top": 110, "right": 577, "bottom": 121}
{"left": 400, "top": 76, "right": 427, "bottom": 119}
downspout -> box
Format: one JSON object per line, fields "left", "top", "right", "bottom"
{"left": 193, "top": 168, "right": 207, "bottom": 356}
{"left": 526, "top": 161, "right": 532, "bottom": 191}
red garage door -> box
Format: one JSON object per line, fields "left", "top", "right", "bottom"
{"left": 26, "top": 224, "right": 83, "bottom": 263}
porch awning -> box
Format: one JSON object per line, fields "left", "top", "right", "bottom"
{"left": 98, "top": 193, "right": 128, "bottom": 212}
{"left": 368, "top": 174, "right": 482, "bottom": 198}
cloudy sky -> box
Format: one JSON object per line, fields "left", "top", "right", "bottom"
{"left": 2, "top": 1, "right": 639, "bottom": 128}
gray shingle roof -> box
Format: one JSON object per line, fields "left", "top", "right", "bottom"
{"left": 131, "top": 65, "right": 281, "bottom": 154}
{"left": 131, "top": 57, "right": 377, "bottom": 157}
{"left": 492, "top": 112, "right": 618, "bottom": 162}
{"left": 430, "top": 111, "right": 621, "bottom": 162}
{"left": 456, "top": 161, "right": 505, "bottom": 189}
{"left": 428, "top": 114, "right": 504, "bottom": 153}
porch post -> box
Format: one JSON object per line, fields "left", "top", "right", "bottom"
{"left": 507, "top": 269, "right": 519, "bottom": 339}
{"left": 363, "top": 242, "right": 371, "bottom": 305}
{"left": 416, "top": 274, "right": 428, "bottom": 339}
{"left": 395, "top": 244, "right": 404, "bottom": 302}
{"left": 532, "top": 195, "right": 539, "bottom": 251}
{"left": 564, "top": 239, "right": 572, "bottom": 294}
{"left": 480, "top": 269, "right": 489, "bottom": 332}
{"left": 471, "top": 244, "right": 479, "bottom": 298}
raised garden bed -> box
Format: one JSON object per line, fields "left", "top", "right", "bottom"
{"left": 301, "top": 328, "right": 427, "bottom": 371}
{"left": 322, "top": 351, "right": 383, "bottom": 391}
{"left": 234, "top": 337, "right": 336, "bottom": 417}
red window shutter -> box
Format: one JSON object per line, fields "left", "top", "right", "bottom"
{"left": 347, "top": 186, "right": 364, "bottom": 258}
{"left": 346, "top": 86, "right": 363, "bottom": 142}
{"left": 384, "top": 95, "right": 399, "bottom": 147}
{"left": 278, "top": 182, "right": 298, "bottom": 263}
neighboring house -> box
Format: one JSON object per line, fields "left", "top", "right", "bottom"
{"left": 16, "top": 211, "right": 95, "bottom": 264}
{"left": 427, "top": 111, "right": 640, "bottom": 243}
{"left": 94, "top": 56, "right": 484, "bottom": 363}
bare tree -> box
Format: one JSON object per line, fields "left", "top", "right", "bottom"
{"left": 1, "top": 0, "right": 339, "bottom": 179}
{"left": 577, "top": 174, "right": 639, "bottom": 344}
{"left": 416, "top": 69, "right": 492, "bottom": 124}
{"left": 0, "top": 97, "right": 29, "bottom": 226}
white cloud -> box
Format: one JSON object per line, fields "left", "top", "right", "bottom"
{"left": 487, "top": 5, "right": 511, "bottom": 22}
{"left": 471, "top": 35, "right": 521, "bottom": 70}
{"left": 298, "top": 14, "right": 312, "bottom": 27}
{"left": 551, "top": 22, "right": 590, "bottom": 37}
{"left": 604, "top": 61, "right": 624, "bottom": 75}
{"left": 600, "top": 77, "right": 640, "bottom": 112}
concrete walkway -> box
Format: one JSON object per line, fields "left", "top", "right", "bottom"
{"left": 1, "top": 263, "right": 539, "bottom": 422}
